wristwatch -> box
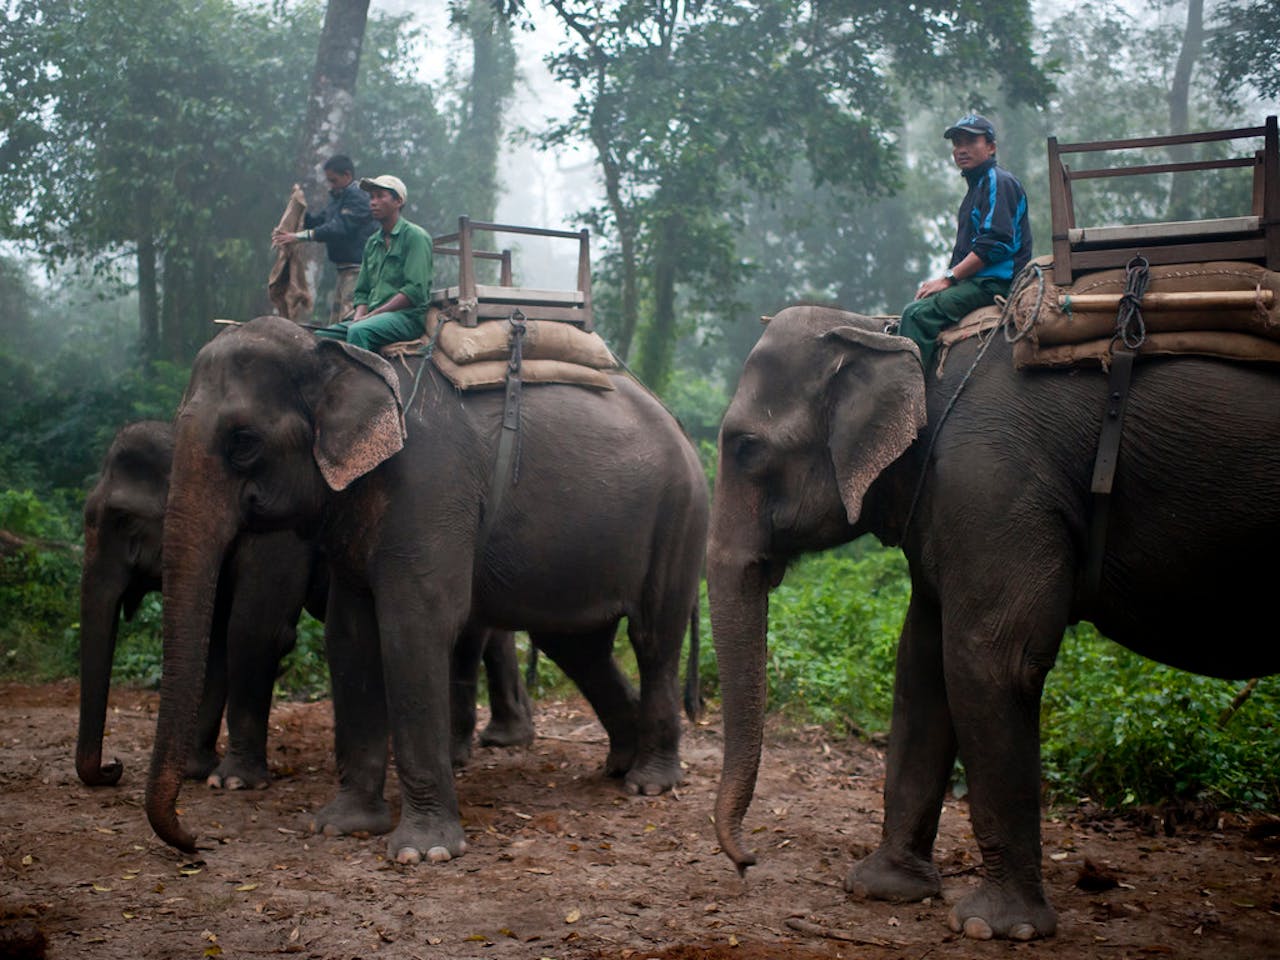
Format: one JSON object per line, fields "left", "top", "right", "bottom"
{"left": 943, "top": 268, "right": 956, "bottom": 282}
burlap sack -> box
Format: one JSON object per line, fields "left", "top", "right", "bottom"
{"left": 1014, "top": 329, "right": 1280, "bottom": 369}
{"left": 430, "top": 349, "right": 615, "bottom": 391}
{"left": 267, "top": 186, "right": 313, "bottom": 322}
{"left": 426, "top": 310, "right": 617, "bottom": 369}
{"left": 1009, "top": 258, "right": 1280, "bottom": 348}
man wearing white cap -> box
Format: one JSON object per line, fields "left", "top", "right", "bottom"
{"left": 315, "top": 174, "right": 433, "bottom": 353}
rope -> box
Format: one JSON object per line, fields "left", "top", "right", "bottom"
{"left": 1114, "top": 255, "right": 1150, "bottom": 350}
{"left": 900, "top": 263, "right": 1048, "bottom": 537}
{"left": 403, "top": 312, "right": 452, "bottom": 420}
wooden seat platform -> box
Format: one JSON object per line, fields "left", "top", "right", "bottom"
{"left": 1048, "top": 117, "right": 1278, "bottom": 284}
{"left": 431, "top": 216, "right": 594, "bottom": 329}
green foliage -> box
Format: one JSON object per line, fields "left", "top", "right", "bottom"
{"left": 1041, "top": 625, "right": 1280, "bottom": 810}
{"left": 760, "top": 545, "right": 908, "bottom": 733}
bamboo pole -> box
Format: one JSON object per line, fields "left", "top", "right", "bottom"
{"left": 1058, "top": 290, "right": 1275, "bottom": 311}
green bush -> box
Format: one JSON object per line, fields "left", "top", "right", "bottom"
{"left": 1041, "top": 625, "right": 1280, "bottom": 809}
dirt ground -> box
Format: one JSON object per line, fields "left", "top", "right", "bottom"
{"left": 1, "top": 682, "right": 1278, "bottom": 960}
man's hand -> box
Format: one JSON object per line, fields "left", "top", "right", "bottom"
{"left": 272, "top": 228, "right": 301, "bottom": 248}
{"left": 914, "top": 275, "right": 953, "bottom": 300}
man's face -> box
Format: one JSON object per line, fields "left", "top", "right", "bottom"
{"left": 950, "top": 131, "right": 997, "bottom": 171}
{"left": 368, "top": 187, "right": 402, "bottom": 223}
{"left": 325, "top": 170, "right": 353, "bottom": 192}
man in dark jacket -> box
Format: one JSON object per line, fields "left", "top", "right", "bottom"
{"left": 272, "top": 154, "right": 377, "bottom": 324}
{"left": 898, "top": 114, "right": 1032, "bottom": 371}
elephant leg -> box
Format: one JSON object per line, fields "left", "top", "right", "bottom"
{"left": 450, "top": 623, "right": 485, "bottom": 768}
{"left": 847, "top": 592, "right": 953, "bottom": 901}
{"left": 624, "top": 610, "right": 685, "bottom": 795}
{"left": 532, "top": 625, "right": 641, "bottom": 780}
{"left": 479, "top": 630, "right": 534, "bottom": 749}
{"left": 376, "top": 573, "right": 469, "bottom": 865}
{"left": 943, "top": 584, "right": 1067, "bottom": 941}
{"left": 310, "top": 578, "right": 392, "bottom": 838}
{"left": 212, "top": 618, "right": 295, "bottom": 791}
{"left": 187, "top": 621, "right": 227, "bottom": 780}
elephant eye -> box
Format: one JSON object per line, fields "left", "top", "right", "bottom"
{"left": 226, "top": 428, "right": 262, "bottom": 471}
{"left": 731, "top": 434, "right": 768, "bottom": 475}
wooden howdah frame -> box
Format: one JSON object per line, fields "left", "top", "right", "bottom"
{"left": 1047, "top": 116, "right": 1279, "bottom": 285}
{"left": 431, "top": 216, "right": 594, "bottom": 331}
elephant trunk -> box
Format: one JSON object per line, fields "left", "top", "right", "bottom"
{"left": 707, "top": 479, "right": 773, "bottom": 875}
{"left": 145, "top": 441, "right": 236, "bottom": 853}
{"left": 75, "top": 525, "right": 126, "bottom": 787}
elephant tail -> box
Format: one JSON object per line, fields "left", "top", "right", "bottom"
{"left": 683, "top": 603, "right": 703, "bottom": 723}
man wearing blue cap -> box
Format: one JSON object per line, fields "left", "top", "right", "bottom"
{"left": 898, "top": 113, "right": 1032, "bottom": 371}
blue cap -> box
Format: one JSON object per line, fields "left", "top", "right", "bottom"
{"left": 944, "top": 113, "right": 997, "bottom": 141}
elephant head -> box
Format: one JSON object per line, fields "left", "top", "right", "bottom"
{"left": 708, "top": 305, "right": 926, "bottom": 872}
{"left": 77, "top": 421, "right": 173, "bottom": 786}
{"left": 146, "top": 316, "right": 405, "bottom": 852}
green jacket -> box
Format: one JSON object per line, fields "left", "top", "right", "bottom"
{"left": 352, "top": 217, "right": 433, "bottom": 314}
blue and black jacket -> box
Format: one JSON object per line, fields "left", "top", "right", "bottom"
{"left": 949, "top": 157, "right": 1032, "bottom": 282}
{"left": 304, "top": 180, "right": 377, "bottom": 266}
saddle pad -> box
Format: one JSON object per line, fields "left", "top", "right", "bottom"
{"left": 425, "top": 309, "right": 617, "bottom": 369}
{"left": 429, "top": 349, "right": 615, "bottom": 391}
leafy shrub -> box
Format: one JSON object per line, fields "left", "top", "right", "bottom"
{"left": 1041, "top": 625, "right": 1280, "bottom": 809}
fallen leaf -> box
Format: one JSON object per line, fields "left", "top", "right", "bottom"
{"left": 95, "top": 827, "right": 116, "bottom": 835}
{"left": 565, "top": 908, "right": 581, "bottom": 924}
{"left": 179, "top": 867, "right": 203, "bottom": 877}
{"left": 203, "top": 947, "right": 222, "bottom": 958}
{"left": 21, "top": 855, "right": 32, "bottom": 866}
{"left": 729, "top": 934, "right": 740, "bottom": 947}
{"left": 465, "top": 934, "right": 488, "bottom": 942}
{"left": 235, "top": 883, "right": 259, "bottom": 892}
{"left": 92, "top": 883, "right": 113, "bottom": 893}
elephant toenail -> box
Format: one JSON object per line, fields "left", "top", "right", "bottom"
{"left": 642, "top": 783, "right": 662, "bottom": 796}
{"left": 225, "top": 776, "right": 245, "bottom": 791}
{"left": 322, "top": 823, "right": 341, "bottom": 838}
{"left": 427, "top": 846, "right": 452, "bottom": 863}
{"left": 963, "top": 916, "right": 994, "bottom": 940}
{"left": 206, "top": 775, "right": 223, "bottom": 789}
{"left": 625, "top": 781, "right": 640, "bottom": 796}
{"left": 1010, "top": 922, "right": 1037, "bottom": 941}
{"left": 947, "top": 910, "right": 962, "bottom": 934}
{"left": 396, "top": 847, "right": 423, "bottom": 865}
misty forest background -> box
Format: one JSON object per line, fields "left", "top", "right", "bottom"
{"left": 1, "top": 0, "right": 1279, "bottom": 811}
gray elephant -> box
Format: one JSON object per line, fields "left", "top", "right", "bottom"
{"left": 79, "top": 420, "right": 532, "bottom": 791}
{"left": 708, "top": 304, "right": 1280, "bottom": 941}
{"left": 146, "top": 315, "right": 708, "bottom": 866}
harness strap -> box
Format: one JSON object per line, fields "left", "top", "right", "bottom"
{"left": 479, "top": 310, "right": 527, "bottom": 546}
{"left": 1083, "top": 255, "right": 1149, "bottom": 607}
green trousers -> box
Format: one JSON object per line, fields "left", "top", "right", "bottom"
{"left": 314, "top": 308, "right": 425, "bottom": 353}
{"left": 897, "top": 276, "right": 1008, "bottom": 371}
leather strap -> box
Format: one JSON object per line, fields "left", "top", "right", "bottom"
{"left": 1084, "top": 347, "right": 1136, "bottom": 608}
{"left": 479, "top": 311, "right": 527, "bottom": 546}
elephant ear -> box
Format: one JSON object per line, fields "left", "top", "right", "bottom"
{"left": 309, "top": 339, "right": 407, "bottom": 491}
{"left": 823, "top": 326, "right": 927, "bottom": 525}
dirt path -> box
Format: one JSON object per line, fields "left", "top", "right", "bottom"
{"left": 1, "top": 681, "right": 1278, "bottom": 959}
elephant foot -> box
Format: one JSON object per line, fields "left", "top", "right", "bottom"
{"left": 387, "top": 814, "right": 467, "bottom": 865}
{"left": 948, "top": 881, "right": 1056, "bottom": 941}
{"left": 310, "top": 789, "right": 393, "bottom": 837}
{"left": 603, "top": 741, "right": 638, "bottom": 779}
{"left": 845, "top": 846, "right": 942, "bottom": 902}
{"left": 450, "top": 736, "right": 473, "bottom": 770}
{"left": 206, "top": 755, "right": 271, "bottom": 791}
{"left": 184, "top": 748, "right": 220, "bottom": 781}
{"left": 478, "top": 715, "right": 535, "bottom": 749}
{"left": 622, "top": 750, "right": 682, "bottom": 796}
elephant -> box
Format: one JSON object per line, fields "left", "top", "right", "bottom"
{"left": 146, "top": 315, "right": 708, "bottom": 866}
{"left": 707, "top": 303, "right": 1280, "bottom": 941}
{"left": 79, "top": 420, "right": 532, "bottom": 791}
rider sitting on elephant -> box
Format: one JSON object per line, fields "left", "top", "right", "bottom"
{"left": 898, "top": 113, "right": 1033, "bottom": 371}
{"left": 315, "top": 173, "right": 433, "bottom": 354}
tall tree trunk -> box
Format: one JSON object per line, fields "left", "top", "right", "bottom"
{"left": 637, "top": 211, "right": 680, "bottom": 393}
{"left": 137, "top": 234, "right": 159, "bottom": 366}
{"left": 294, "top": 0, "right": 372, "bottom": 315}
{"left": 459, "top": 0, "right": 514, "bottom": 226}
{"left": 1166, "top": 0, "right": 1204, "bottom": 222}
{"left": 593, "top": 120, "right": 640, "bottom": 361}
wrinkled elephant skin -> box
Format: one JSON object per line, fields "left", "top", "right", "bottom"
{"left": 148, "top": 317, "right": 707, "bottom": 866}
{"left": 709, "top": 304, "right": 1280, "bottom": 940}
